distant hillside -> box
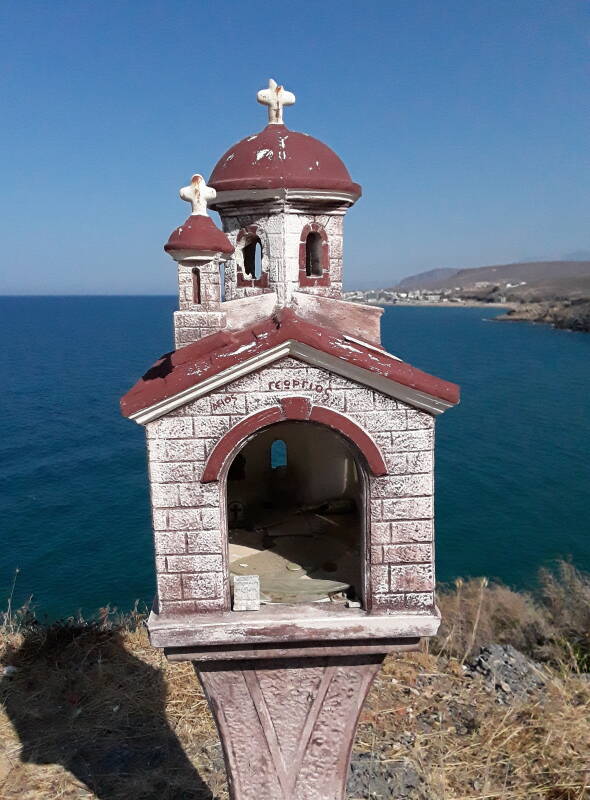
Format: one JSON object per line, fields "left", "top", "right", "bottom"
{"left": 395, "top": 260, "right": 590, "bottom": 301}
{"left": 396, "top": 267, "right": 458, "bottom": 291}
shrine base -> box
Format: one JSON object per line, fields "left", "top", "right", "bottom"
{"left": 195, "top": 654, "right": 385, "bottom": 800}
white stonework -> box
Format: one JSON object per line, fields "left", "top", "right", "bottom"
{"left": 145, "top": 357, "right": 435, "bottom": 616}
{"left": 173, "top": 260, "right": 226, "bottom": 347}
{"left": 167, "top": 172, "right": 355, "bottom": 348}
{"left": 218, "top": 208, "right": 344, "bottom": 305}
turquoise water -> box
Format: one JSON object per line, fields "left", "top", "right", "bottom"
{"left": 1, "top": 298, "right": 589, "bottom": 618}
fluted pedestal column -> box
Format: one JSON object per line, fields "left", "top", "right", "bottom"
{"left": 195, "top": 654, "right": 384, "bottom": 800}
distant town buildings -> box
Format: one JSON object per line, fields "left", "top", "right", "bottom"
{"left": 343, "top": 288, "right": 457, "bottom": 305}
{"left": 343, "top": 282, "right": 529, "bottom": 306}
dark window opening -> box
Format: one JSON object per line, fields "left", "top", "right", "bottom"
{"left": 243, "top": 238, "right": 263, "bottom": 279}
{"left": 270, "top": 439, "right": 287, "bottom": 469}
{"left": 192, "top": 267, "right": 201, "bottom": 304}
{"left": 305, "top": 232, "right": 323, "bottom": 276}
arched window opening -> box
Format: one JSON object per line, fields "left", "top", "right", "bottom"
{"left": 191, "top": 267, "right": 201, "bottom": 304}
{"left": 305, "top": 232, "right": 323, "bottom": 277}
{"left": 243, "top": 237, "right": 263, "bottom": 279}
{"left": 270, "top": 439, "right": 287, "bottom": 469}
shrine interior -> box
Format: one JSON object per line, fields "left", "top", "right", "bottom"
{"left": 226, "top": 421, "right": 364, "bottom": 606}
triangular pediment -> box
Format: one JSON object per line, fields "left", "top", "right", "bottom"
{"left": 121, "top": 310, "right": 459, "bottom": 424}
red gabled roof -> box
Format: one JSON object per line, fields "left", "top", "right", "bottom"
{"left": 120, "top": 308, "right": 459, "bottom": 419}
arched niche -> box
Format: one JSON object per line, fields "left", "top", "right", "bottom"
{"left": 299, "top": 223, "right": 330, "bottom": 287}
{"left": 223, "top": 418, "right": 368, "bottom": 608}
{"left": 235, "top": 225, "right": 270, "bottom": 289}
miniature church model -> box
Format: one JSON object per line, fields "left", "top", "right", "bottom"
{"left": 121, "top": 80, "right": 459, "bottom": 799}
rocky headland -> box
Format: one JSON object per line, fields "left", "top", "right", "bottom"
{"left": 494, "top": 299, "right": 590, "bottom": 332}
{"left": 346, "top": 260, "right": 590, "bottom": 334}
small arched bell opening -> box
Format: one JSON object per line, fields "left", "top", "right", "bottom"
{"left": 305, "top": 232, "right": 323, "bottom": 277}
{"left": 243, "top": 237, "right": 263, "bottom": 279}
{"left": 191, "top": 267, "right": 201, "bottom": 305}
{"left": 226, "top": 420, "right": 365, "bottom": 607}
{"left": 219, "top": 261, "right": 226, "bottom": 301}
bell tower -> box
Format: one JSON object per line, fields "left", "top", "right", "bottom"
{"left": 164, "top": 80, "right": 382, "bottom": 348}
{"left": 164, "top": 174, "right": 234, "bottom": 348}
{"left": 208, "top": 79, "right": 361, "bottom": 306}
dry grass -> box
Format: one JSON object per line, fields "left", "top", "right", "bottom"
{"left": 358, "top": 651, "right": 590, "bottom": 800}
{"left": 434, "top": 560, "right": 590, "bottom": 670}
{"left": 0, "top": 562, "right": 588, "bottom": 799}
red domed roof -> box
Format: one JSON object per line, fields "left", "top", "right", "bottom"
{"left": 164, "top": 215, "right": 234, "bottom": 256}
{"left": 208, "top": 124, "right": 361, "bottom": 198}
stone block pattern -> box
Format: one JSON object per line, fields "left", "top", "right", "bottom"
{"left": 220, "top": 207, "right": 344, "bottom": 305}
{"left": 174, "top": 259, "right": 226, "bottom": 347}
{"left": 145, "top": 357, "right": 436, "bottom": 615}
{"left": 174, "top": 310, "right": 227, "bottom": 349}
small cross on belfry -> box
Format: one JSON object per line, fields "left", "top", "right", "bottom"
{"left": 179, "top": 174, "right": 217, "bottom": 216}
{"left": 257, "top": 78, "right": 295, "bottom": 125}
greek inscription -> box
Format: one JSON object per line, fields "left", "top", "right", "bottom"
{"left": 266, "top": 380, "right": 332, "bottom": 402}
{"left": 211, "top": 395, "right": 236, "bottom": 412}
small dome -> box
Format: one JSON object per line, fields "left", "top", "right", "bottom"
{"left": 208, "top": 124, "right": 361, "bottom": 198}
{"left": 165, "top": 215, "right": 234, "bottom": 256}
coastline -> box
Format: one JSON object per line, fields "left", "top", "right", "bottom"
{"left": 493, "top": 299, "right": 590, "bottom": 333}
{"left": 366, "top": 300, "right": 513, "bottom": 309}
{"left": 357, "top": 298, "right": 590, "bottom": 333}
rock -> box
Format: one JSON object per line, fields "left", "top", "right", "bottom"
{"left": 465, "top": 644, "right": 545, "bottom": 703}
{"left": 497, "top": 300, "right": 590, "bottom": 333}
{"left": 348, "top": 752, "right": 438, "bottom": 799}
{"left": 446, "top": 699, "right": 480, "bottom": 734}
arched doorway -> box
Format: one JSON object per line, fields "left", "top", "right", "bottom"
{"left": 225, "top": 420, "right": 367, "bottom": 607}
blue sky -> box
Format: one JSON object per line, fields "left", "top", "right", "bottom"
{"left": 1, "top": 0, "right": 588, "bottom": 293}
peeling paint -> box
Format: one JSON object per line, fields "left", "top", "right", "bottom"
{"left": 333, "top": 341, "right": 364, "bottom": 354}
{"left": 187, "top": 364, "right": 207, "bottom": 377}
{"left": 218, "top": 341, "right": 257, "bottom": 357}
{"left": 255, "top": 148, "right": 274, "bottom": 161}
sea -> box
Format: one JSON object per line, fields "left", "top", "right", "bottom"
{"left": 1, "top": 297, "right": 589, "bottom": 620}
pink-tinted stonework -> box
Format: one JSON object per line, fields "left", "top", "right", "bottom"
{"left": 122, "top": 80, "right": 459, "bottom": 800}
{"left": 143, "top": 357, "right": 436, "bottom": 617}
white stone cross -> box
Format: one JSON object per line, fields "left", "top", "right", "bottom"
{"left": 179, "top": 174, "right": 216, "bottom": 216}
{"left": 257, "top": 78, "right": 295, "bottom": 125}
